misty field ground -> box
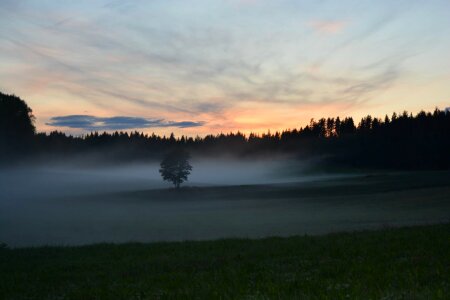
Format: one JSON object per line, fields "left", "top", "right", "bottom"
{"left": 1, "top": 167, "right": 450, "bottom": 247}
{"left": 1, "top": 223, "right": 449, "bottom": 299}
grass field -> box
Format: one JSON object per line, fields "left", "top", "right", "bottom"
{"left": 1, "top": 223, "right": 449, "bottom": 299}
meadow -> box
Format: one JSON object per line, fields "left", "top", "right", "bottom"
{"left": 1, "top": 223, "right": 449, "bottom": 299}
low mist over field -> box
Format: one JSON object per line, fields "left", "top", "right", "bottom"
{"left": 1, "top": 158, "right": 449, "bottom": 247}
{"left": 0, "top": 158, "right": 296, "bottom": 246}
{"left": 0, "top": 158, "right": 308, "bottom": 196}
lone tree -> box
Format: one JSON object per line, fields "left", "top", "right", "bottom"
{"left": 159, "top": 149, "right": 192, "bottom": 188}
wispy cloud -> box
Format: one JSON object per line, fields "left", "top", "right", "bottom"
{"left": 309, "top": 20, "right": 347, "bottom": 34}
{"left": 47, "top": 115, "right": 205, "bottom": 131}
{"left": 339, "top": 67, "right": 399, "bottom": 104}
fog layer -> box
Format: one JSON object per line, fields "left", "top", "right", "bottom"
{"left": 1, "top": 159, "right": 449, "bottom": 247}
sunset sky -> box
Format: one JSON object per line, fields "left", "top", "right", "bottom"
{"left": 1, "top": 0, "right": 449, "bottom": 136}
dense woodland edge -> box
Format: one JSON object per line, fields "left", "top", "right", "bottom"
{"left": 1, "top": 91, "right": 449, "bottom": 170}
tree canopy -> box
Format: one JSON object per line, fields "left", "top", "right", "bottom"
{"left": 0, "top": 92, "right": 35, "bottom": 156}
{"left": 159, "top": 149, "right": 192, "bottom": 188}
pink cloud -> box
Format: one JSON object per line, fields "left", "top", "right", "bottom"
{"left": 309, "top": 20, "right": 348, "bottom": 34}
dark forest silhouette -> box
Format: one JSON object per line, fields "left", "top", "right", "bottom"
{"left": 1, "top": 91, "right": 449, "bottom": 170}
{"left": 0, "top": 92, "right": 35, "bottom": 157}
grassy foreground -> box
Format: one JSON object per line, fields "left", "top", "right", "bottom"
{"left": 1, "top": 224, "right": 449, "bottom": 300}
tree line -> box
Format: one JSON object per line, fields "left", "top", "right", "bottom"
{"left": 1, "top": 91, "right": 449, "bottom": 170}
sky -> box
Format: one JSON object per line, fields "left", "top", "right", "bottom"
{"left": 1, "top": 0, "right": 449, "bottom": 136}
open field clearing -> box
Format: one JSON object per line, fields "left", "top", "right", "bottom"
{"left": 1, "top": 169, "right": 449, "bottom": 247}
